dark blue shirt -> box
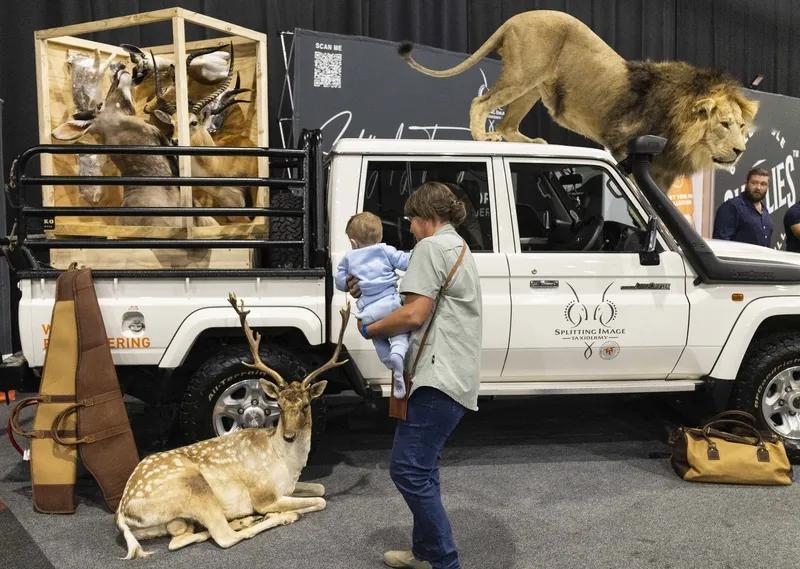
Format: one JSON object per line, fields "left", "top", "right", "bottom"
{"left": 784, "top": 203, "right": 800, "bottom": 253}
{"left": 712, "top": 194, "right": 773, "bottom": 247}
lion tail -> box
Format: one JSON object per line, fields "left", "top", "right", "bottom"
{"left": 398, "top": 22, "right": 509, "bottom": 78}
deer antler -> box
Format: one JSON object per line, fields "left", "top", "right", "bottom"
{"left": 302, "top": 303, "right": 351, "bottom": 387}
{"left": 228, "top": 293, "right": 287, "bottom": 387}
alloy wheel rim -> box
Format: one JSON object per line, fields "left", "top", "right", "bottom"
{"left": 212, "top": 378, "right": 279, "bottom": 436}
{"left": 760, "top": 366, "right": 800, "bottom": 442}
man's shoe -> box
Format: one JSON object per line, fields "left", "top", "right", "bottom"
{"left": 383, "top": 550, "right": 432, "bottom": 569}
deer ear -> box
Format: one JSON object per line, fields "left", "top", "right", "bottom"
{"left": 307, "top": 380, "right": 327, "bottom": 400}
{"left": 52, "top": 119, "right": 93, "bottom": 141}
{"left": 259, "top": 379, "right": 280, "bottom": 400}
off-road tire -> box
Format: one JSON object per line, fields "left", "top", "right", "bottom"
{"left": 267, "top": 190, "right": 303, "bottom": 268}
{"left": 179, "top": 344, "right": 326, "bottom": 443}
{"left": 731, "top": 332, "right": 800, "bottom": 464}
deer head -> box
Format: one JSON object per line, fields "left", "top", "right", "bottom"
{"left": 228, "top": 293, "right": 351, "bottom": 443}
{"left": 52, "top": 64, "right": 138, "bottom": 142}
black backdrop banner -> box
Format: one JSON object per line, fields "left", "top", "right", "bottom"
{"left": 1, "top": 0, "right": 800, "bottom": 178}
{"left": 712, "top": 89, "right": 800, "bottom": 250}
{"left": 290, "top": 28, "right": 503, "bottom": 154}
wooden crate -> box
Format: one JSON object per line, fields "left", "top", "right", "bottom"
{"left": 34, "top": 7, "right": 269, "bottom": 269}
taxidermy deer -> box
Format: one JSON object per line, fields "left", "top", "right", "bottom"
{"left": 115, "top": 295, "right": 351, "bottom": 559}
{"left": 151, "top": 48, "right": 256, "bottom": 223}
{"left": 51, "top": 65, "right": 184, "bottom": 227}
{"left": 122, "top": 43, "right": 233, "bottom": 85}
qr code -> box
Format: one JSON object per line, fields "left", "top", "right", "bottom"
{"left": 313, "top": 51, "right": 342, "bottom": 88}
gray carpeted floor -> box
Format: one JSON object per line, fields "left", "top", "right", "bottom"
{"left": 0, "top": 393, "right": 796, "bottom": 569}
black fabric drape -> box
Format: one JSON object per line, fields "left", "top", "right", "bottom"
{"left": 1, "top": 0, "right": 798, "bottom": 177}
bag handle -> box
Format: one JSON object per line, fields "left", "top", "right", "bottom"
{"left": 705, "top": 410, "right": 758, "bottom": 426}
{"left": 701, "top": 418, "right": 771, "bottom": 462}
{"left": 409, "top": 240, "right": 468, "bottom": 377}
{"left": 50, "top": 402, "right": 88, "bottom": 445}
{"left": 8, "top": 397, "right": 43, "bottom": 438}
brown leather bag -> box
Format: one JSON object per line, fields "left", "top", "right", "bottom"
{"left": 389, "top": 241, "right": 467, "bottom": 421}
{"left": 669, "top": 410, "right": 793, "bottom": 485}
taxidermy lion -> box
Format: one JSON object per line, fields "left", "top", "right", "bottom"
{"left": 399, "top": 10, "right": 758, "bottom": 190}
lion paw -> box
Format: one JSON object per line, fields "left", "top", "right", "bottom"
{"left": 483, "top": 132, "right": 505, "bottom": 142}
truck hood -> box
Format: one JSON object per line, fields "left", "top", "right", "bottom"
{"left": 705, "top": 239, "right": 800, "bottom": 267}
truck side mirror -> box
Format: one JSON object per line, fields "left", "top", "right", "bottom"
{"left": 639, "top": 216, "right": 660, "bottom": 266}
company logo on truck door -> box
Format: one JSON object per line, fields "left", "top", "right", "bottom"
{"left": 555, "top": 282, "right": 626, "bottom": 343}
{"left": 40, "top": 323, "right": 151, "bottom": 349}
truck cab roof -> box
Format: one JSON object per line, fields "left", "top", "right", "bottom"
{"left": 330, "top": 138, "right": 616, "bottom": 162}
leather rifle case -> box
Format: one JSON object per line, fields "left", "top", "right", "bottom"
{"left": 10, "top": 269, "right": 79, "bottom": 513}
{"left": 51, "top": 268, "right": 139, "bottom": 512}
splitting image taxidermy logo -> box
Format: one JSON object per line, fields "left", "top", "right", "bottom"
{"left": 554, "top": 282, "right": 626, "bottom": 348}
{"left": 564, "top": 282, "right": 617, "bottom": 328}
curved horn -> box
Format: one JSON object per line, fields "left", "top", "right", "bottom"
{"left": 185, "top": 43, "right": 226, "bottom": 66}
{"left": 190, "top": 42, "right": 235, "bottom": 115}
{"left": 209, "top": 72, "right": 251, "bottom": 116}
{"left": 149, "top": 52, "right": 176, "bottom": 115}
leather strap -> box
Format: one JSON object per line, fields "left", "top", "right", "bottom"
{"left": 49, "top": 390, "right": 125, "bottom": 446}
{"left": 9, "top": 397, "right": 43, "bottom": 438}
{"left": 410, "top": 240, "right": 468, "bottom": 376}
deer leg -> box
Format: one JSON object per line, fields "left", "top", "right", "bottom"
{"left": 259, "top": 496, "right": 327, "bottom": 515}
{"left": 292, "top": 482, "right": 325, "bottom": 497}
{"left": 169, "top": 515, "right": 263, "bottom": 551}
{"left": 229, "top": 515, "right": 262, "bottom": 530}
{"left": 167, "top": 519, "right": 210, "bottom": 551}
{"left": 238, "top": 512, "right": 301, "bottom": 539}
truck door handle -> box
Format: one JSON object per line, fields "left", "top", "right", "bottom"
{"left": 530, "top": 279, "right": 559, "bottom": 288}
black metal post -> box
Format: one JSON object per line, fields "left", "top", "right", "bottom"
{"left": 0, "top": 97, "right": 11, "bottom": 354}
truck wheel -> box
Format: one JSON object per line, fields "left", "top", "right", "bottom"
{"left": 179, "top": 344, "right": 325, "bottom": 443}
{"left": 731, "top": 332, "right": 800, "bottom": 463}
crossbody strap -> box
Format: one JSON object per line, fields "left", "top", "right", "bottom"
{"left": 410, "top": 240, "right": 468, "bottom": 376}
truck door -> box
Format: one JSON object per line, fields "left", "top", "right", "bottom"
{"left": 501, "top": 159, "right": 689, "bottom": 380}
{"left": 338, "top": 156, "right": 510, "bottom": 382}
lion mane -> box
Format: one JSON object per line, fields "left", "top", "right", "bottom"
{"left": 400, "top": 10, "right": 758, "bottom": 190}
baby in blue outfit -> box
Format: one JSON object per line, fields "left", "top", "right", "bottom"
{"left": 335, "top": 212, "right": 411, "bottom": 398}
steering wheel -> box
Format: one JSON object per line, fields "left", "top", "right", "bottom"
{"left": 569, "top": 216, "right": 605, "bottom": 251}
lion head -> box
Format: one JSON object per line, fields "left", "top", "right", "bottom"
{"left": 673, "top": 84, "right": 759, "bottom": 174}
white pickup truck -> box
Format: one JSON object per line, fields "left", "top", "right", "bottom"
{"left": 6, "top": 134, "right": 800, "bottom": 460}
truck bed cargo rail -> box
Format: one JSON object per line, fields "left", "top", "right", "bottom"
{"left": 3, "top": 130, "right": 326, "bottom": 278}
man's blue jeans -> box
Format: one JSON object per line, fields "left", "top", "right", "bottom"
{"left": 389, "top": 387, "right": 466, "bottom": 569}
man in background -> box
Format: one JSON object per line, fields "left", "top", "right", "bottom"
{"left": 713, "top": 168, "right": 772, "bottom": 247}
{"left": 784, "top": 201, "right": 800, "bottom": 252}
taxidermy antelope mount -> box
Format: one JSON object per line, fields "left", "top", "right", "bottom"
{"left": 116, "top": 294, "right": 351, "bottom": 559}
{"left": 151, "top": 46, "right": 256, "bottom": 224}
{"left": 122, "top": 43, "right": 233, "bottom": 85}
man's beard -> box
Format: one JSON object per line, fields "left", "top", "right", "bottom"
{"left": 744, "top": 190, "right": 765, "bottom": 203}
